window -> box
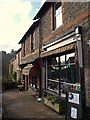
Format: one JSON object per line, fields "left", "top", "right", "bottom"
{"left": 31, "top": 32, "right": 35, "bottom": 51}
{"left": 31, "top": 33, "right": 35, "bottom": 51}
{"left": 54, "top": 2, "right": 62, "bottom": 29}
{"left": 23, "top": 42, "right": 25, "bottom": 56}
{"left": 47, "top": 56, "right": 59, "bottom": 94}
{"left": 46, "top": 52, "right": 80, "bottom": 97}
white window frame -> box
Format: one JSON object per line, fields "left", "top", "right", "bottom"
{"left": 54, "top": 2, "right": 62, "bottom": 29}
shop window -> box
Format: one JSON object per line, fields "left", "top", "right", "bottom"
{"left": 47, "top": 56, "right": 59, "bottom": 94}
{"left": 54, "top": 1, "right": 62, "bottom": 29}
{"left": 23, "top": 74, "right": 25, "bottom": 80}
{"left": 46, "top": 52, "right": 80, "bottom": 97}
{"left": 60, "top": 53, "right": 79, "bottom": 97}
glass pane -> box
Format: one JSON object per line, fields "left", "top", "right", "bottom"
{"left": 47, "top": 80, "right": 59, "bottom": 94}
{"left": 55, "top": 2, "right": 61, "bottom": 11}
{"left": 55, "top": 12, "right": 62, "bottom": 28}
{"left": 47, "top": 57, "right": 52, "bottom": 65}
{"left": 60, "top": 52, "right": 80, "bottom": 97}
{"left": 66, "top": 53, "right": 75, "bottom": 64}
{"left": 47, "top": 56, "right": 59, "bottom": 66}
{"left": 47, "top": 56, "right": 59, "bottom": 94}
{"left": 60, "top": 65, "right": 67, "bottom": 82}
{"left": 52, "top": 57, "right": 59, "bottom": 65}
{"left": 56, "top": 6, "right": 62, "bottom": 16}
{"left": 60, "top": 55, "right": 65, "bottom": 65}
{"left": 47, "top": 66, "right": 59, "bottom": 80}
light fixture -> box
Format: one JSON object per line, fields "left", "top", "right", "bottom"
{"left": 75, "top": 26, "right": 81, "bottom": 37}
{"left": 86, "top": 40, "right": 90, "bottom": 47}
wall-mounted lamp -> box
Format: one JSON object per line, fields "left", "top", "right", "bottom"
{"left": 75, "top": 26, "right": 82, "bottom": 37}
{"left": 86, "top": 40, "right": 90, "bottom": 47}
{"left": 41, "top": 45, "right": 47, "bottom": 52}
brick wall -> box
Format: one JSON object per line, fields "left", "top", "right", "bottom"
{"left": 34, "top": 26, "right": 39, "bottom": 50}
{"left": 64, "top": 2, "right": 89, "bottom": 24}
{"left": 39, "top": 6, "right": 52, "bottom": 41}
{"left": 25, "top": 36, "right": 30, "bottom": 55}
{"left": 42, "top": 8, "right": 90, "bottom": 46}
{"left": 39, "top": 2, "right": 90, "bottom": 107}
{"left": 21, "top": 26, "right": 40, "bottom": 64}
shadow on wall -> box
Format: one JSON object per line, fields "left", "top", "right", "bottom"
{"left": 2, "top": 82, "right": 18, "bottom": 91}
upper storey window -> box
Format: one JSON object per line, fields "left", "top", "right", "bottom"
{"left": 54, "top": 2, "right": 62, "bottom": 29}
{"left": 23, "top": 41, "right": 25, "bottom": 56}
{"left": 31, "top": 32, "right": 35, "bottom": 51}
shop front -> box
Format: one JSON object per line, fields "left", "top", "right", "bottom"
{"left": 22, "top": 64, "right": 32, "bottom": 90}
{"left": 41, "top": 27, "right": 85, "bottom": 115}
{"left": 29, "top": 64, "right": 39, "bottom": 91}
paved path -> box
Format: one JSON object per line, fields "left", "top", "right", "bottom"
{"left": 2, "top": 89, "right": 65, "bottom": 119}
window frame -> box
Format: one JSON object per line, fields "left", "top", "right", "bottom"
{"left": 54, "top": 1, "right": 62, "bottom": 29}
{"left": 23, "top": 41, "right": 25, "bottom": 56}
{"left": 31, "top": 32, "right": 35, "bottom": 51}
{"left": 46, "top": 51, "right": 80, "bottom": 97}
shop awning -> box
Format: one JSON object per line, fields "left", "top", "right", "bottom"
{"left": 19, "top": 57, "right": 38, "bottom": 68}
{"left": 22, "top": 64, "right": 32, "bottom": 75}
{"left": 41, "top": 42, "right": 76, "bottom": 58}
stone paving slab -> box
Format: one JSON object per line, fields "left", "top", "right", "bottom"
{"left": 2, "top": 89, "right": 65, "bottom": 119}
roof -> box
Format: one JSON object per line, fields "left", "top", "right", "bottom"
{"left": 33, "top": 1, "right": 52, "bottom": 20}
{"left": 16, "top": 48, "right": 21, "bottom": 54}
{"left": 22, "top": 64, "right": 32, "bottom": 75}
{"left": 18, "top": 19, "right": 39, "bottom": 44}
{"left": 10, "top": 57, "right": 16, "bottom": 62}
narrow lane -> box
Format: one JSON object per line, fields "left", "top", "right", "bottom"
{"left": 2, "top": 89, "right": 65, "bottom": 119}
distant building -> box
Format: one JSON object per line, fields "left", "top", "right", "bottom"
{"left": 0, "top": 51, "right": 15, "bottom": 83}
{"left": 9, "top": 48, "right": 21, "bottom": 82}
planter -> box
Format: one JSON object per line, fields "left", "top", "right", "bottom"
{"left": 54, "top": 103, "right": 59, "bottom": 113}
{"left": 44, "top": 98, "right": 54, "bottom": 108}
{"left": 44, "top": 97, "right": 65, "bottom": 114}
{"left": 44, "top": 98, "right": 59, "bottom": 112}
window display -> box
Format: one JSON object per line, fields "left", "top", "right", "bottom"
{"left": 47, "top": 56, "right": 59, "bottom": 94}
{"left": 46, "top": 52, "right": 80, "bottom": 97}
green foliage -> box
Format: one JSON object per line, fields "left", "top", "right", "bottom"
{"left": 46, "top": 95, "right": 57, "bottom": 105}
{"left": 12, "top": 72, "right": 17, "bottom": 80}
{"left": 9, "top": 64, "right": 13, "bottom": 80}
{"left": 9, "top": 64, "right": 17, "bottom": 81}
{"left": 51, "top": 96, "right": 56, "bottom": 105}
{"left": 59, "top": 100, "right": 66, "bottom": 114}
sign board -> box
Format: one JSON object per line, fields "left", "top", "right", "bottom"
{"left": 71, "top": 107, "right": 77, "bottom": 119}
{"left": 66, "top": 90, "right": 82, "bottom": 119}
{"left": 68, "top": 92, "right": 79, "bottom": 104}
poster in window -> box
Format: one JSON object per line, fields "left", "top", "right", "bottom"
{"left": 71, "top": 107, "right": 77, "bottom": 119}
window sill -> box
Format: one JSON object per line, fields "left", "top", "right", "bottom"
{"left": 53, "top": 24, "right": 63, "bottom": 33}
